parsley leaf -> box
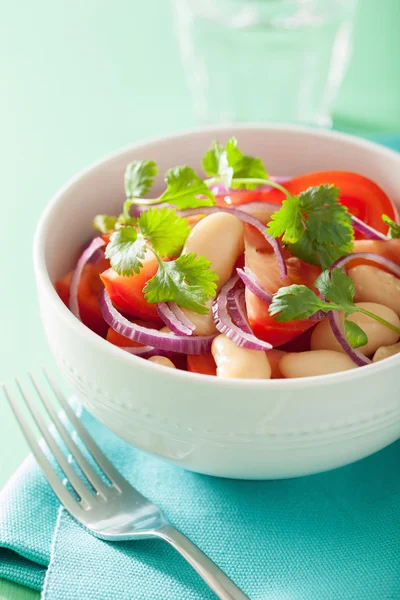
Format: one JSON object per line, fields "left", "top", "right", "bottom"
{"left": 159, "top": 166, "right": 215, "bottom": 209}
{"left": 144, "top": 253, "right": 219, "bottom": 313}
{"left": 124, "top": 160, "right": 158, "bottom": 198}
{"left": 267, "top": 185, "right": 354, "bottom": 269}
{"left": 202, "top": 137, "right": 268, "bottom": 189}
{"left": 343, "top": 320, "right": 368, "bottom": 348}
{"left": 382, "top": 214, "right": 400, "bottom": 239}
{"left": 105, "top": 226, "right": 146, "bottom": 276}
{"left": 269, "top": 284, "right": 328, "bottom": 321}
{"left": 93, "top": 214, "right": 118, "bottom": 234}
{"left": 138, "top": 207, "right": 190, "bottom": 257}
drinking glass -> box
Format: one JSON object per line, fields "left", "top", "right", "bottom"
{"left": 172, "top": 0, "right": 358, "bottom": 127}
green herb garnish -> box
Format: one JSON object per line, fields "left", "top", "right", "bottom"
{"left": 267, "top": 185, "right": 354, "bottom": 269}
{"left": 382, "top": 214, "right": 400, "bottom": 239}
{"left": 105, "top": 207, "right": 218, "bottom": 312}
{"left": 269, "top": 268, "right": 400, "bottom": 348}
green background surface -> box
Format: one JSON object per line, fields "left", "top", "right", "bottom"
{"left": 1, "top": 1, "right": 400, "bottom": 597}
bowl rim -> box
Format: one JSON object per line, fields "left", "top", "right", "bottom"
{"left": 33, "top": 122, "right": 400, "bottom": 390}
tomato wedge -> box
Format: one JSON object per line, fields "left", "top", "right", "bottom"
{"left": 187, "top": 354, "right": 217, "bottom": 376}
{"left": 265, "top": 171, "right": 396, "bottom": 237}
{"left": 55, "top": 257, "right": 110, "bottom": 337}
{"left": 100, "top": 254, "right": 161, "bottom": 322}
{"left": 244, "top": 225, "right": 320, "bottom": 346}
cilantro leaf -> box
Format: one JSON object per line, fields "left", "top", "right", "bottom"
{"left": 202, "top": 137, "right": 268, "bottom": 189}
{"left": 383, "top": 214, "right": 400, "bottom": 239}
{"left": 124, "top": 160, "right": 158, "bottom": 198}
{"left": 266, "top": 195, "right": 304, "bottom": 243}
{"left": 138, "top": 207, "right": 190, "bottom": 257}
{"left": 93, "top": 214, "right": 118, "bottom": 234}
{"left": 202, "top": 141, "right": 224, "bottom": 177}
{"left": 268, "top": 284, "right": 328, "bottom": 321}
{"left": 343, "top": 319, "right": 368, "bottom": 348}
{"left": 314, "top": 268, "right": 356, "bottom": 310}
{"left": 267, "top": 185, "right": 354, "bottom": 269}
{"left": 105, "top": 227, "right": 146, "bottom": 276}
{"left": 159, "top": 166, "right": 215, "bottom": 209}
{"left": 144, "top": 253, "right": 218, "bottom": 314}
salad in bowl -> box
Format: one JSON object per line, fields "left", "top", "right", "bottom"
{"left": 55, "top": 138, "right": 400, "bottom": 380}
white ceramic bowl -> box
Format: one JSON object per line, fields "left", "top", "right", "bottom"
{"left": 33, "top": 125, "right": 400, "bottom": 479}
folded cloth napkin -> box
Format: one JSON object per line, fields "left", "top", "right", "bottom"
{"left": 1, "top": 396, "right": 400, "bottom": 600}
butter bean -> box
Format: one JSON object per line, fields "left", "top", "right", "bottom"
{"left": 311, "top": 302, "right": 400, "bottom": 356}
{"left": 148, "top": 356, "right": 176, "bottom": 368}
{"left": 280, "top": 350, "right": 357, "bottom": 378}
{"left": 181, "top": 212, "right": 244, "bottom": 335}
{"left": 182, "top": 212, "right": 244, "bottom": 289}
{"left": 211, "top": 334, "right": 271, "bottom": 379}
{"left": 372, "top": 342, "right": 400, "bottom": 363}
{"left": 180, "top": 298, "right": 218, "bottom": 336}
{"left": 349, "top": 265, "right": 400, "bottom": 316}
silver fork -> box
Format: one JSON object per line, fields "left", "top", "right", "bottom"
{"left": 4, "top": 370, "right": 248, "bottom": 600}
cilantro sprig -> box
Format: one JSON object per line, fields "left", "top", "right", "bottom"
{"left": 267, "top": 185, "right": 354, "bottom": 269}
{"left": 382, "top": 214, "right": 400, "bottom": 239}
{"left": 202, "top": 137, "right": 289, "bottom": 194}
{"left": 124, "top": 163, "right": 215, "bottom": 211}
{"left": 105, "top": 207, "right": 218, "bottom": 313}
{"left": 269, "top": 268, "right": 400, "bottom": 348}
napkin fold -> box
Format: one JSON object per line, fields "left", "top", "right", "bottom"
{"left": 1, "top": 398, "right": 400, "bottom": 600}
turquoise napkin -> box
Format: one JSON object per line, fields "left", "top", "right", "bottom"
{"left": 1, "top": 398, "right": 400, "bottom": 599}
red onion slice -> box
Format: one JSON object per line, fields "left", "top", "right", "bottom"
{"left": 100, "top": 290, "right": 215, "bottom": 354}
{"left": 328, "top": 311, "right": 371, "bottom": 367}
{"left": 227, "top": 288, "right": 253, "bottom": 334}
{"left": 331, "top": 252, "right": 400, "bottom": 279}
{"left": 211, "top": 176, "right": 292, "bottom": 196}
{"left": 179, "top": 206, "right": 287, "bottom": 279}
{"left": 236, "top": 267, "right": 273, "bottom": 304}
{"left": 157, "top": 302, "right": 195, "bottom": 336}
{"left": 69, "top": 237, "right": 106, "bottom": 320}
{"left": 120, "top": 345, "right": 175, "bottom": 359}
{"left": 351, "top": 216, "right": 388, "bottom": 241}
{"left": 212, "top": 276, "right": 272, "bottom": 351}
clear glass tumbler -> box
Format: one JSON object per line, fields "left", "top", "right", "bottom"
{"left": 173, "top": 0, "right": 358, "bottom": 127}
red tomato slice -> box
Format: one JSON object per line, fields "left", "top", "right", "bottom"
{"left": 187, "top": 354, "right": 217, "bottom": 376}
{"left": 100, "top": 254, "right": 161, "bottom": 322}
{"left": 55, "top": 258, "right": 110, "bottom": 337}
{"left": 265, "top": 171, "right": 396, "bottom": 237}
{"left": 244, "top": 225, "right": 320, "bottom": 347}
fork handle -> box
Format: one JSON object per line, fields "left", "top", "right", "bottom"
{"left": 157, "top": 525, "right": 249, "bottom": 600}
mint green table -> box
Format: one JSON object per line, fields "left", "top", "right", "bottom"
{"left": 1, "top": 1, "right": 400, "bottom": 598}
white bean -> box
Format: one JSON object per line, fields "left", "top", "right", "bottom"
{"left": 211, "top": 334, "right": 271, "bottom": 379}
{"left": 280, "top": 350, "right": 357, "bottom": 378}
{"left": 372, "top": 342, "right": 400, "bottom": 363}
{"left": 180, "top": 298, "right": 218, "bottom": 336}
{"left": 182, "top": 212, "right": 244, "bottom": 289}
{"left": 148, "top": 356, "right": 176, "bottom": 368}
{"left": 311, "top": 302, "right": 400, "bottom": 356}
{"left": 181, "top": 213, "right": 244, "bottom": 335}
{"left": 349, "top": 265, "right": 400, "bottom": 316}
